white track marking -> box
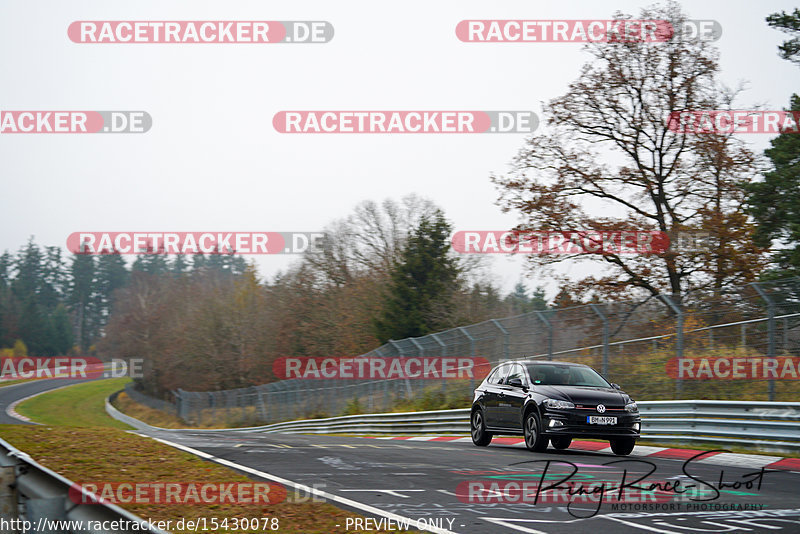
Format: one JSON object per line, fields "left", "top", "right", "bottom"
{"left": 601, "top": 515, "right": 682, "bottom": 533}
{"left": 695, "top": 452, "right": 784, "bottom": 469}
{"left": 340, "top": 489, "right": 425, "bottom": 498}
{"left": 632, "top": 446, "right": 668, "bottom": 455}
{"left": 141, "top": 434, "right": 458, "bottom": 534}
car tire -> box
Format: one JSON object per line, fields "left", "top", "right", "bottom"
{"left": 550, "top": 436, "right": 572, "bottom": 450}
{"left": 523, "top": 411, "right": 549, "bottom": 452}
{"left": 610, "top": 437, "right": 636, "bottom": 456}
{"left": 471, "top": 409, "right": 493, "bottom": 446}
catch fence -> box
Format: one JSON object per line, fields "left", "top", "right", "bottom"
{"left": 126, "top": 278, "right": 800, "bottom": 426}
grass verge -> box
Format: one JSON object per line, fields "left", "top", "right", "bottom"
{"left": 15, "top": 377, "right": 132, "bottom": 428}
{"left": 1, "top": 379, "right": 413, "bottom": 533}
{"left": 113, "top": 391, "right": 226, "bottom": 429}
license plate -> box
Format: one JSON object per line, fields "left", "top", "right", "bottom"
{"left": 587, "top": 416, "right": 617, "bottom": 425}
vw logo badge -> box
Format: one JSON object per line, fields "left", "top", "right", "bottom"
{"left": 597, "top": 404, "right": 606, "bottom": 413}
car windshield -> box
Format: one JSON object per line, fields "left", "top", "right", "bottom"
{"left": 525, "top": 364, "right": 611, "bottom": 388}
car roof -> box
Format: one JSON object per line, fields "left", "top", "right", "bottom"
{"left": 501, "top": 360, "right": 589, "bottom": 368}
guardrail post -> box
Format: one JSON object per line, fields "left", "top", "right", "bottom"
{"left": 408, "top": 338, "right": 427, "bottom": 398}
{"left": 275, "top": 387, "right": 282, "bottom": 422}
{"left": 409, "top": 337, "right": 425, "bottom": 357}
{"left": 752, "top": 282, "right": 776, "bottom": 401}
{"left": 590, "top": 304, "right": 609, "bottom": 375}
{"left": 207, "top": 392, "right": 215, "bottom": 426}
{"left": 784, "top": 317, "right": 789, "bottom": 353}
{"left": 294, "top": 380, "right": 301, "bottom": 420}
{"left": 254, "top": 386, "right": 267, "bottom": 423}
{"left": 659, "top": 294, "right": 684, "bottom": 397}
{"left": 174, "top": 389, "right": 184, "bottom": 421}
{"left": 430, "top": 334, "right": 447, "bottom": 394}
{"left": 535, "top": 311, "right": 553, "bottom": 360}
{"left": 490, "top": 319, "right": 510, "bottom": 362}
{"left": 430, "top": 333, "right": 446, "bottom": 357}
{"left": 458, "top": 327, "right": 477, "bottom": 391}
{"left": 0, "top": 465, "right": 17, "bottom": 528}
{"left": 376, "top": 345, "right": 391, "bottom": 410}
{"left": 389, "top": 340, "right": 413, "bottom": 399}
{"left": 266, "top": 389, "right": 274, "bottom": 423}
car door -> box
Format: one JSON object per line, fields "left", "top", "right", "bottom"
{"left": 482, "top": 364, "right": 509, "bottom": 428}
{"left": 498, "top": 363, "right": 528, "bottom": 429}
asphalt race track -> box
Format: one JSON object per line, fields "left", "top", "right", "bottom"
{"left": 140, "top": 428, "right": 800, "bottom": 534}
{"left": 0, "top": 378, "right": 94, "bottom": 425}
{"left": 2, "top": 380, "right": 800, "bottom": 533}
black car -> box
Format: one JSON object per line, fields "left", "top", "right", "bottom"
{"left": 470, "top": 360, "right": 641, "bottom": 455}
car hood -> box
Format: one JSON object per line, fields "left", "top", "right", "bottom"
{"left": 535, "top": 385, "right": 628, "bottom": 405}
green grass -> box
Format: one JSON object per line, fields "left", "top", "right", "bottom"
{"left": 0, "top": 425, "right": 410, "bottom": 533}
{"left": 15, "top": 377, "right": 133, "bottom": 429}
{"left": 1, "top": 378, "right": 416, "bottom": 533}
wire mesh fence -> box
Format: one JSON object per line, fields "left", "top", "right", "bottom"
{"left": 125, "top": 278, "right": 800, "bottom": 427}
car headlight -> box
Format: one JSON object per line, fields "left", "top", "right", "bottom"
{"left": 544, "top": 399, "right": 575, "bottom": 410}
{"left": 625, "top": 402, "right": 638, "bottom": 413}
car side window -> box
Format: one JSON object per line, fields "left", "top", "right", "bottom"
{"left": 505, "top": 364, "right": 525, "bottom": 387}
{"left": 529, "top": 365, "right": 546, "bottom": 384}
{"left": 488, "top": 364, "right": 508, "bottom": 385}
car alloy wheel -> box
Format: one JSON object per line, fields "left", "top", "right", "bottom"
{"left": 471, "top": 409, "right": 492, "bottom": 446}
{"left": 523, "top": 412, "right": 548, "bottom": 452}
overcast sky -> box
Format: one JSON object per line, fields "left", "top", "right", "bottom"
{"left": 1, "top": 0, "right": 797, "bottom": 298}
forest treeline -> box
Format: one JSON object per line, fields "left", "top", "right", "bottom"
{"left": 0, "top": 197, "right": 547, "bottom": 396}
{"left": 2, "top": 3, "right": 799, "bottom": 400}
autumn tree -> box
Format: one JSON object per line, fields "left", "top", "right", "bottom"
{"left": 766, "top": 8, "right": 800, "bottom": 65}
{"left": 304, "top": 194, "right": 440, "bottom": 286}
{"left": 505, "top": 282, "right": 549, "bottom": 314}
{"left": 374, "top": 210, "right": 461, "bottom": 341}
{"left": 68, "top": 254, "right": 95, "bottom": 351}
{"left": 492, "top": 1, "right": 764, "bottom": 302}
{"left": 743, "top": 9, "right": 800, "bottom": 280}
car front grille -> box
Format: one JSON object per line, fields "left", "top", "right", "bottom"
{"left": 574, "top": 404, "right": 624, "bottom": 411}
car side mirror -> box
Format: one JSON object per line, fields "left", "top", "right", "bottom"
{"left": 507, "top": 377, "right": 525, "bottom": 389}
{"left": 611, "top": 383, "right": 621, "bottom": 390}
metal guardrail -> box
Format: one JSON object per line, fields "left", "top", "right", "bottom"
{"left": 105, "top": 391, "right": 277, "bottom": 434}
{"left": 0, "top": 437, "right": 169, "bottom": 534}
{"left": 256, "top": 408, "right": 472, "bottom": 435}
{"left": 106, "top": 391, "right": 800, "bottom": 452}
{"left": 247, "top": 401, "right": 800, "bottom": 452}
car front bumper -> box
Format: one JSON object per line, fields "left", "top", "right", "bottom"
{"left": 541, "top": 409, "right": 641, "bottom": 438}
